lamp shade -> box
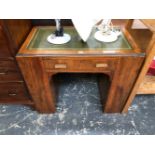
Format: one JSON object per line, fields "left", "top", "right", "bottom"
{"left": 72, "top": 19, "right": 95, "bottom": 42}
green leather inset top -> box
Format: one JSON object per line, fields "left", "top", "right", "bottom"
{"left": 27, "top": 27, "right": 132, "bottom": 50}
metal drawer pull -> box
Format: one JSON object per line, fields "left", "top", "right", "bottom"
{"left": 96, "top": 63, "right": 108, "bottom": 68}
{"left": 54, "top": 64, "right": 67, "bottom": 69}
{"left": 0, "top": 72, "right": 6, "bottom": 75}
{"left": 8, "top": 93, "right": 17, "bottom": 96}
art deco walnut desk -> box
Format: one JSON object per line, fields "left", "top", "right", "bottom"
{"left": 16, "top": 26, "right": 145, "bottom": 113}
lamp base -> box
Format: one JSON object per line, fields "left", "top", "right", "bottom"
{"left": 94, "top": 31, "right": 120, "bottom": 43}
{"left": 47, "top": 33, "right": 71, "bottom": 44}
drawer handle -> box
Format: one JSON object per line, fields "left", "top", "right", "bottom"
{"left": 54, "top": 64, "right": 67, "bottom": 69}
{"left": 8, "top": 93, "right": 17, "bottom": 96}
{"left": 0, "top": 72, "right": 6, "bottom": 75}
{"left": 96, "top": 63, "right": 108, "bottom": 68}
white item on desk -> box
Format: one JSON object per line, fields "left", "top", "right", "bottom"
{"left": 94, "top": 19, "right": 121, "bottom": 42}
{"left": 47, "top": 33, "right": 71, "bottom": 44}
{"left": 72, "top": 19, "right": 95, "bottom": 42}
{"left": 94, "top": 30, "right": 121, "bottom": 43}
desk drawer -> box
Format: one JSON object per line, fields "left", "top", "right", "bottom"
{"left": 0, "top": 69, "right": 22, "bottom": 82}
{"left": 75, "top": 59, "right": 116, "bottom": 71}
{"left": 0, "top": 59, "right": 18, "bottom": 71}
{"left": 43, "top": 58, "right": 117, "bottom": 72}
{"left": 0, "top": 82, "right": 29, "bottom": 102}
{"left": 43, "top": 59, "right": 74, "bottom": 71}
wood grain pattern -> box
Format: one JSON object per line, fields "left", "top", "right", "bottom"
{"left": 0, "top": 58, "right": 19, "bottom": 71}
{"left": 123, "top": 19, "right": 155, "bottom": 113}
{"left": 17, "top": 54, "right": 144, "bottom": 113}
{"left": 137, "top": 75, "right": 155, "bottom": 94}
{"left": 0, "top": 82, "right": 32, "bottom": 104}
{"left": 0, "top": 70, "right": 23, "bottom": 82}
{"left": 42, "top": 57, "right": 117, "bottom": 76}
{"left": 141, "top": 19, "right": 155, "bottom": 32}
{"left": 98, "top": 74, "right": 111, "bottom": 109}
{"left": 0, "top": 26, "right": 12, "bottom": 57}
{"left": 125, "top": 20, "right": 153, "bottom": 51}
{"left": 17, "top": 56, "right": 56, "bottom": 113}
{"left": 104, "top": 56, "right": 144, "bottom": 112}
{"left": 2, "top": 19, "right": 32, "bottom": 52}
{"left": 0, "top": 20, "right": 32, "bottom": 104}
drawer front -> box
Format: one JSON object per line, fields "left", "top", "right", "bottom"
{"left": 0, "top": 69, "right": 23, "bottom": 82}
{"left": 0, "top": 26, "right": 12, "bottom": 57}
{"left": 43, "top": 58, "right": 117, "bottom": 72}
{"left": 43, "top": 59, "right": 74, "bottom": 71}
{"left": 0, "top": 59, "right": 19, "bottom": 71}
{"left": 0, "top": 82, "right": 30, "bottom": 102}
{"left": 75, "top": 59, "right": 116, "bottom": 71}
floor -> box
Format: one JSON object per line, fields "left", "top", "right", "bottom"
{"left": 0, "top": 74, "right": 155, "bottom": 135}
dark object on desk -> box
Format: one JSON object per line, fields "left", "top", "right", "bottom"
{"left": 54, "top": 19, "right": 64, "bottom": 37}
{"left": 55, "top": 27, "right": 64, "bottom": 37}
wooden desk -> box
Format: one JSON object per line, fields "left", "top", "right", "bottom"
{"left": 16, "top": 26, "right": 144, "bottom": 113}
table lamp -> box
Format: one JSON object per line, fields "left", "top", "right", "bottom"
{"left": 94, "top": 19, "right": 121, "bottom": 42}
{"left": 47, "top": 19, "right": 71, "bottom": 44}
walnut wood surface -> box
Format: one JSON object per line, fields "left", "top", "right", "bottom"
{"left": 104, "top": 56, "right": 144, "bottom": 112}
{"left": 0, "top": 26, "right": 12, "bottom": 57}
{"left": 141, "top": 19, "right": 155, "bottom": 32}
{"left": 0, "top": 82, "right": 32, "bottom": 104}
{"left": 137, "top": 75, "right": 155, "bottom": 94}
{"left": 2, "top": 19, "right": 32, "bottom": 52}
{"left": 0, "top": 58, "right": 19, "bottom": 71}
{"left": 0, "top": 20, "right": 32, "bottom": 104}
{"left": 125, "top": 20, "right": 153, "bottom": 51}
{"left": 123, "top": 19, "right": 155, "bottom": 113}
{"left": 0, "top": 70, "right": 23, "bottom": 82}
{"left": 17, "top": 56, "right": 56, "bottom": 113}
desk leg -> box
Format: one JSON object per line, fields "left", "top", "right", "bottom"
{"left": 103, "top": 57, "right": 144, "bottom": 113}
{"left": 17, "top": 57, "right": 56, "bottom": 113}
